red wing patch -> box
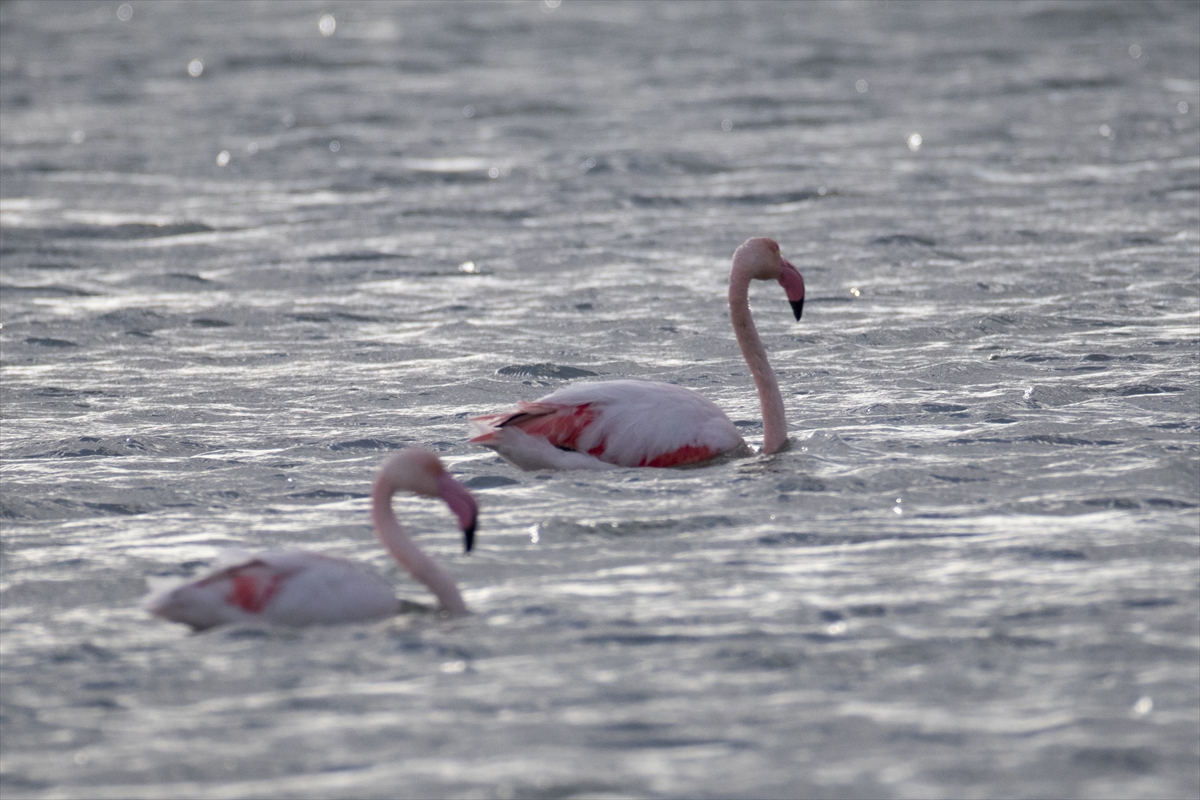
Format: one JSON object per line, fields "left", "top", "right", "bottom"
{"left": 228, "top": 571, "right": 287, "bottom": 613}
{"left": 198, "top": 560, "right": 288, "bottom": 614}
{"left": 476, "top": 402, "right": 599, "bottom": 452}
{"left": 639, "top": 444, "right": 721, "bottom": 468}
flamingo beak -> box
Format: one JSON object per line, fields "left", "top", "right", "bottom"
{"left": 778, "top": 258, "right": 805, "bottom": 321}
{"left": 437, "top": 473, "right": 479, "bottom": 553}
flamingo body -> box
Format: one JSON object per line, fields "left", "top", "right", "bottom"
{"left": 470, "top": 379, "right": 747, "bottom": 470}
{"left": 146, "top": 449, "right": 479, "bottom": 630}
{"left": 471, "top": 238, "right": 805, "bottom": 470}
{"left": 146, "top": 551, "right": 400, "bottom": 630}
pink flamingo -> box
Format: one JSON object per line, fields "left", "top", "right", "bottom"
{"left": 146, "top": 449, "right": 478, "bottom": 630}
{"left": 470, "top": 237, "right": 804, "bottom": 469}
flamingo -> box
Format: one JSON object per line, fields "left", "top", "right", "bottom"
{"left": 146, "top": 448, "right": 478, "bottom": 630}
{"left": 470, "top": 237, "right": 804, "bottom": 469}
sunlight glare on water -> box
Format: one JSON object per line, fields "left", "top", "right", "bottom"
{"left": 0, "top": 2, "right": 1197, "bottom": 799}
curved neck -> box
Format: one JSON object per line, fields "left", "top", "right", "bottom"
{"left": 371, "top": 480, "right": 468, "bottom": 615}
{"left": 729, "top": 270, "right": 788, "bottom": 454}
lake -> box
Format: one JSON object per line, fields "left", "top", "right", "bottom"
{"left": 1, "top": 2, "right": 1198, "bottom": 798}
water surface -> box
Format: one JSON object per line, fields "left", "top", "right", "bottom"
{"left": 2, "top": 2, "right": 1198, "bottom": 798}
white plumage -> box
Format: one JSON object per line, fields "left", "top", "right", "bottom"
{"left": 471, "top": 380, "right": 747, "bottom": 470}
{"left": 145, "top": 551, "right": 400, "bottom": 630}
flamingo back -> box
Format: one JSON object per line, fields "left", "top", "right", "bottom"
{"left": 470, "top": 379, "right": 745, "bottom": 469}
{"left": 146, "top": 551, "right": 399, "bottom": 630}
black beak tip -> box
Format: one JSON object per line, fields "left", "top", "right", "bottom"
{"left": 463, "top": 523, "right": 476, "bottom": 554}
{"left": 790, "top": 299, "right": 804, "bottom": 321}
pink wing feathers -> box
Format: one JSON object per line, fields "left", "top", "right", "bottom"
{"left": 470, "top": 401, "right": 601, "bottom": 453}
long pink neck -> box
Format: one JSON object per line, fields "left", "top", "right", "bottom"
{"left": 371, "top": 480, "right": 467, "bottom": 615}
{"left": 729, "top": 269, "right": 788, "bottom": 455}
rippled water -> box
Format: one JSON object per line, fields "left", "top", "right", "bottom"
{"left": 2, "top": 2, "right": 1198, "bottom": 798}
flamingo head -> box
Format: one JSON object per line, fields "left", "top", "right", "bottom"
{"left": 378, "top": 448, "right": 479, "bottom": 552}
{"left": 733, "top": 237, "right": 806, "bottom": 321}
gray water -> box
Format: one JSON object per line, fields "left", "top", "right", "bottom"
{"left": 2, "top": 2, "right": 1198, "bottom": 798}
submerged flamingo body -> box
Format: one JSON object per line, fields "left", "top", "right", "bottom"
{"left": 470, "top": 237, "right": 804, "bottom": 471}
{"left": 146, "top": 449, "right": 479, "bottom": 630}
{"left": 148, "top": 551, "right": 401, "bottom": 630}
{"left": 470, "top": 379, "right": 746, "bottom": 469}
